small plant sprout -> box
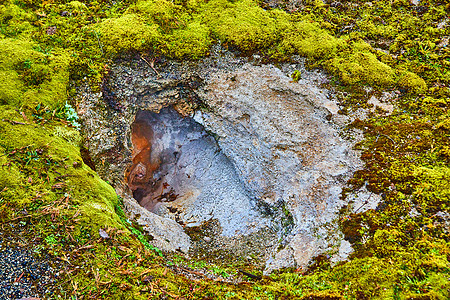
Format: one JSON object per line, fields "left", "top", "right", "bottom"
{"left": 65, "top": 102, "right": 81, "bottom": 130}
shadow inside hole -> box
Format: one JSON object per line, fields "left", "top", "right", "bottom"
{"left": 125, "top": 107, "right": 207, "bottom": 212}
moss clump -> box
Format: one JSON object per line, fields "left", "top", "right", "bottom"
{"left": 131, "top": 0, "right": 189, "bottom": 31}
{"left": 161, "top": 20, "right": 211, "bottom": 59}
{"left": 0, "top": 106, "right": 121, "bottom": 229}
{"left": 413, "top": 166, "right": 450, "bottom": 212}
{"left": 200, "top": 0, "right": 281, "bottom": 50}
{"left": 0, "top": 38, "right": 69, "bottom": 108}
{"left": 97, "top": 14, "right": 161, "bottom": 56}
{"left": 436, "top": 117, "right": 450, "bottom": 131}
{"left": 326, "top": 42, "right": 395, "bottom": 86}
{"left": 291, "top": 69, "right": 301, "bottom": 82}
{"left": 397, "top": 71, "right": 428, "bottom": 93}
{"left": 0, "top": 39, "right": 41, "bottom": 106}
{"left": 0, "top": 2, "right": 35, "bottom": 38}
{"left": 278, "top": 19, "right": 344, "bottom": 59}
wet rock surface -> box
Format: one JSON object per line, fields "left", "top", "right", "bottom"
{"left": 77, "top": 47, "right": 377, "bottom": 271}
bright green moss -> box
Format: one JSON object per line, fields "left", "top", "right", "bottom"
{"left": 278, "top": 20, "right": 344, "bottom": 59}
{"left": 200, "top": 0, "right": 280, "bottom": 51}
{"left": 162, "top": 20, "right": 211, "bottom": 59}
{"left": 0, "top": 152, "right": 25, "bottom": 205}
{"left": 357, "top": 17, "right": 399, "bottom": 40}
{"left": 370, "top": 229, "right": 403, "bottom": 257}
{"left": 413, "top": 166, "right": 450, "bottom": 211}
{"left": 0, "top": 39, "right": 69, "bottom": 108}
{"left": 397, "top": 71, "right": 428, "bottom": 93}
{"left": 0, "top": 38, "right": 45, "bottom": 69}
{"left": 0, "top": 113, "right": 125, "bottom": 244}
{"left": 66, "top": 0, "right": 89, "bottom": 12}
{"left": 326, "top": 43, "right": 395, "bottom": 86}
{"left": 69, "top": 164, "right": 122, "bottom": 229}
{"left": 131, "top": 0, "right": 189, "bottom": 31}
{"left": 291, "top": 70, "right": 301, "bottom": 82}
{"left": 0, "top": 70, "right": 24, "bottom": 106}
{"left": 0, "top": 2, "right": 35, "bottom": 37}
{"left": 436, "top": 118, "right": 450, "bottom": 131}
{"left": 329, "top": 257, "right": 397, "bottom": 298}
{"left": 415, "top": 272, "right": 450, "bottom": 299}
{"left": 97, "top": 14, "right": 162, "bottom": 56}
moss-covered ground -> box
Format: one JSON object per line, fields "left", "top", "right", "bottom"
{"left": 0, "top": 0, "right": 449, "bottom": 298}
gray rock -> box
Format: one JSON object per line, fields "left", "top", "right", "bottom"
{"left": 264, "top": 247, "right": 295, "bottom": 275}
{"left": 123, "top": 195, "right": 191, "bottom": 253}
{"left": 330, "top": 239, "right": 353, "bottom": 264}
{"left": 195, "top": 64, "right": 362, "bottom": 268}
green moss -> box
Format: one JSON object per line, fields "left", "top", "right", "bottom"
{"left": 200, "top": 0, "right": 280, "bottom": 51}
{"left": 0, "top": 70, "right": 24, "bottom": 106}
{"left": 397, "top": 71, "right": 428, "bottom": 93}
{"left": 66, "top": 1, "right": 88, "bottom": 12}
{"left": 291, "top": 70, "right": 301, "bottom": 82}
{"left": 436, "top": 117, "right": 450, "bottom": 131}
{"left": 278, "top": 19, "right": 344, "bottom": 59}
{"left": 97, "top": 14, "right": 162, "bottom": 56}
{"left": 413, "top": 166, "right": 450, "bottom": 212}
{"left": 0, "top": 39, "right": 42, "bottom": 105}
{"left": 329, "top": 257, "right": 397, "bottom": 298}
{"left": 131, "top": 0, "right": 189, "bottom": 31}
{"left": 161, "top": 20, "right": 211, "bottom": 59}
{"left": 0, "top": 154, "right": 25, "bottom": 206}
{"left": 0, "top": 39, "right": 69, "bottom": 108}
{"left": 370, "top": 229, "right": 403, "bottom": 257}
{"left": 0, "top": 106, "right": 122, "bottom": 231}
{"left": 0, "top": 2, "right": 35, "bottom": 37}
{"left": 326, "top": 42, "right": 395, "bottom": 86}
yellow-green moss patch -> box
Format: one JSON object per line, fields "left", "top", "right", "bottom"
{"left": 278, "top": 19, "right": 343, "bottom": 59}
{"left": 326, "top": 42, "right": 395, "bottom": 86}
{"left": 97, "top": 14, "right": 162, "bottom": 56}
{"left": 397, "top": 71, "right": 428, "bottom": 93}
{"left": 161, "top": 20, "right": 211, "bottom": 59}
{"left": 200, "top": 0, "right": 280, "bottom": 50}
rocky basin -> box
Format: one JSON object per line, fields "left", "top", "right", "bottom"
{"left": 77, "top": 47, "right": 381, "bottom": 272}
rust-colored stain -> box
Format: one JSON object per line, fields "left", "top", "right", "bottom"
{"left": 126, "top": 120, "right": 160, "bottom": 208}
{"left": 125, "top": 118, "right": 178, "bottom": 211}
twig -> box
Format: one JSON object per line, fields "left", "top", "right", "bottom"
{"left": 238, "top": 269, "right": 262, "bottom": 280}
{"left": 2, "top": 119, "right": 28, "bottom": 125}
{"left": 1, "top": 214, "right": 32, "bottom": 224}
{"left": 354, "top": 192, "right": 373, "bottom": 213}
{"left": 73, "top": 244, "right": 95, "bottom": 252}
{"left": 14, "top": 272, "right": 24, "bottom": 283}
{"left": 140, "top": 55, "right": 161, "bottom": 78}
{"left": 94, "top": 30, "right": 104, "bottom": 56}
{"left": 375, "top": 133, "right": 395, "bottom": 144}
{"left": 21, "top": 112, "right": 29, "bottom": 122}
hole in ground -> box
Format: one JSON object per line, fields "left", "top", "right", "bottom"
{"left": 125, "top": 106, "right": 270, "bottom": 236}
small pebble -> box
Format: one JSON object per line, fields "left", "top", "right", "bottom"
{"left": 0, "top": 237, "right": 58, "bottom": 300}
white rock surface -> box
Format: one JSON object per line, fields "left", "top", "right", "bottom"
{"left": 123, "top": 195, "right": 191, "bottom": 253}
{"left": 195, "top": 64, "right": 362, "bottom": 267}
